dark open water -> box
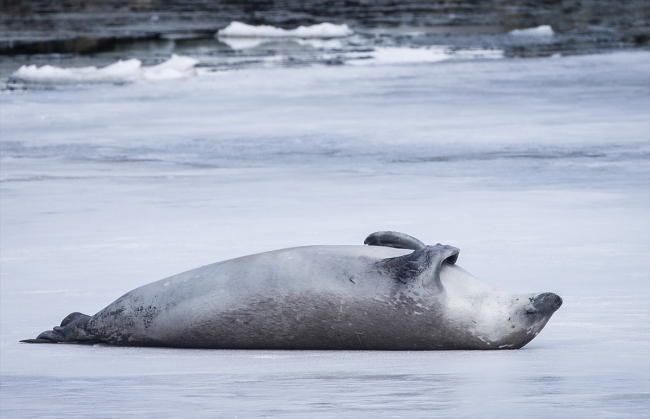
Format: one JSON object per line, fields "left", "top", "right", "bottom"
{"left": 1, "top": 0, "right": 648, "bottom": 82}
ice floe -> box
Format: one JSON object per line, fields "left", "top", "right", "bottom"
{"left": 349, "top": 46, "right": 503, "bottom": 65}
{"left": 509, "top": 25, "right": 554, "bottom": 37}
{"left": 363, "top": 47, "right": 451, "bottom": 64}
{"left": 296, "top": 38, "right": 344, "bottom": 49}
{"left": 11, "top": 54, "right": 199, "bottom": 84}
{"left": 219, "top": 36, "right": 345, "bottom": 51}
{"left": 217, "top": 22, "right": 353, "bottom": 38}
{"left": 219, "top": 37, "right": 267, "bottom": 50}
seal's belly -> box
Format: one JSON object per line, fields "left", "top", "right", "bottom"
{"left": 91, "top": 290, "right": 454, "bottom": 349}
{"left": 87, "top": 246, "right": 417, "bottom": 348}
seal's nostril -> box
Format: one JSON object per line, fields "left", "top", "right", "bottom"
{"left": 554, "top": 294, "right": 563, "bottom": 308}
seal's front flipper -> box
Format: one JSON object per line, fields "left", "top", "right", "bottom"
{"left": 377, "top": 244, "right": 460, "bottom": 290}
{"left": 20, "top": 338, "right": 60, "bottom": 344}
{"left": 20, "top": 312, "right": 96, "bottom": 344}
{"left": 364, "top": 231, "right": 426, "bottom": 250}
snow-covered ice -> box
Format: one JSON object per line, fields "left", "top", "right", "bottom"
{"left": 217, "top": 21, "right": 354, "bottom": 38}
{"left": 221, "top": 37, "right": 347, "bottom": 51}
{"left": 10, "top": 54, "right": 199, "bottom": 84}
{"left": 350, "top": 46, "right": 453, "bottom": 64}
{"left": 509, "top": 25, "right": 555, "bottom": 37}
{"left": 349, "top": 46, "right": 503, "bottom": 65}
{"left": 1, "top": 51, "right": 649, "bottom": 417}
{"left": 8, "top": 47, "right": 506, "bottom": 87}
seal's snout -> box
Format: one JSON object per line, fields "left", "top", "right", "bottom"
{"left": 552, "top": 294, "right": 563, "bottom": 308}
{"left": 532, "top": 292, "right": 563, "bottom": 315}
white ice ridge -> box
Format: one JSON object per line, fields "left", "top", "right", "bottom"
{"left": 11, "top": 54, "right": 199, "bottom": 84}
{"left": 217, "top": 21, "right": 353, "bottom": 38}
{"left": 366, "top": 47, "right": 451, "bottom": 64}
{"left": 508, "top": 25, "right": 554, "bottom": 37}
{"left": 349, "top": 47, "right": 504, "bottom": 65}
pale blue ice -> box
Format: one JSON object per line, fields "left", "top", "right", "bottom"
{"left": 1, "top": 51, "right": 649, "bottom": 418}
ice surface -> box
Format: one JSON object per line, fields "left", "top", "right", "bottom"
{"left": 218, "top": 21, "right": 353, "bottom": 38}
{"left": 218, "top": 37, "right": 268, "bottom": 50}
{"left": 1, "top": 51, "right": 649, "bottom": 417}
{"left": 7, "top": 46, "right": 505, "bottom": 85}
{"left": 351, "top": 46, "right": 452, "bottom": 64}
{"left": 140, "top": 55, "right": 199, "bottom": 80}
{"left": 509, "top": 25, "right": 555, "bottom": 37}
{"left": 220, "top": 37, "right": 347, "bottom": 51}
{"left": 10, "top": 54, "right": 198, "bottom": 84}
{"left": 348, "top": 46, "right": 504, "bottom": 65}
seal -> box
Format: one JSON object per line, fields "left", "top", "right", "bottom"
{"left": 22, "top": 231, "right": 562, "bottom": 349}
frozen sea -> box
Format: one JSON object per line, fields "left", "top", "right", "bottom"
{"left": 1, "top": 51, "right": 649, "bottom": 417}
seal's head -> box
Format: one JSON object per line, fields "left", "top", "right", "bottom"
{"left": 509, "top": 291, "right": 563, "bottom": 347}
{"left": 439, "top": 263, "right": 562, "bottom": 349}
{"left": 366, "top": 232, "right": 564, "bottom": 350}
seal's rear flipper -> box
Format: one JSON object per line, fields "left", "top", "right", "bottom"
{"left": 59, "top": 312, "right": 90, "bottom": 327}
{"left": 20, "top": 312, "right": 95, "bottom": 344}
{"left": 364, "top": 231, "right": 426, "bottom": 250}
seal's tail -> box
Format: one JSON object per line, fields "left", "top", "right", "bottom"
{"left": 21, "top": 312, "right": 96, "bottom": 344}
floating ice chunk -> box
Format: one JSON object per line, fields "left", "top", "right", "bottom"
{"left": 452, "top": 49, "right": 504, "bottom": 59}
{"left": 348, "top": 46, "right": 505, "bottom": 66}
{"left": 372, "top": 47, "right": 451, "bottom": 63}
{"left": 12, "top": 59, "right": 142, "bottom": 84}
{"left": 142, "top": 54, "right": 199, "bottom": 80}
{"left": 11, "top": 54, "right": 199, "bottom": 84}
{"left": 296, "top": 38, "right": 343, "bottom": 49}
{"left": 350, "top": 47, "right": 452, "bottom": 65}
{"left": 218, "top": 36, "right": 343, "bottom": 51}
{"left": 218, "top": 21, "right": 353, "bottom": 38}
{"left": 219, "top": 37, "right": 266, "bottom": 50}
{"left": 509, "top": 25, "right": 554, "bottom": 37}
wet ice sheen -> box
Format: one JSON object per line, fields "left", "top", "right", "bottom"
{"left": 1, "top": 52, "right": 649, "bottom": 417}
